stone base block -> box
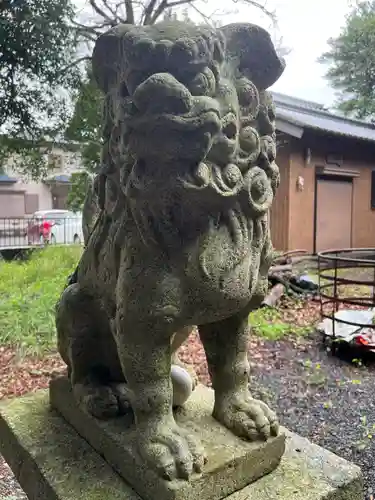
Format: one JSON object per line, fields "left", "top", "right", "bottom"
{"left": 49, "top": 377, "right": 285, "bottom": 500}
{"left": 0, "top": 390, "right": 363, "bottom": 500}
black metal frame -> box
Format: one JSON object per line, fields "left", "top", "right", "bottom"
{"left": 318, "top": 248, "right": 375, "bottom": 352}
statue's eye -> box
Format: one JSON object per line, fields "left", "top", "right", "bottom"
{"left": 185, "top": 67, "right": 216, "bottom": 96}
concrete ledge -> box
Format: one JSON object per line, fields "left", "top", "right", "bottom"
{"left": 0, "top": 391, "right": 139, "bottom": 500}
{"left": 0, "top": 390, "right": 363, "bottom": 500}
{"left": 49, "top": 377, "right": 285, "bottom": 500}
{"left": 228, "top": 431, "right": 363, "bottom": 500}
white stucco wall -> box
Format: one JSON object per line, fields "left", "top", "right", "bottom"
{"left": 0, "top": 144, "right": 85, "bottom": 217}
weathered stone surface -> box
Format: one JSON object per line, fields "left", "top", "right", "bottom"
{"left": 55, "top": 18, "right": 286, "bottom": 483}
{"left": 0, "top": 391, "right": 139, "bottom": 500}
{"left": 228, "top": 431, "right": 363, "bottom": 500}
{"left": 0, "top": 391, "right": 362, "bottom": 500}
{"left": 50, "top": 377, "right": 285, "bottom": 500}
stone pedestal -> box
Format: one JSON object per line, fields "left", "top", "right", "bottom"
{"left": 49, "top": 377, "right": 285, "bottom": 500}
{"left": 0, "top": 389, "right": 363, "bottom": 500}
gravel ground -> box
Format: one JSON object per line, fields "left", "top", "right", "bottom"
{"left": 249, "top": 335, "right": 374, "bottom": 500}
{"left": 0, "top": 458, "right": 26, "bottom": 500}
{"left": 1, "top": 331, "right": 374, "bottom": 499}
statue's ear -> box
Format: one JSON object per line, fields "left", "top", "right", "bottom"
{"left": 219, "top": 23, "right": 285, "bottom": 90}
{"left": 92, "top": 24, "right": 135, "bottom": 93}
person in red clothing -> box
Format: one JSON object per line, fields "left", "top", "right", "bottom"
{"left": 41, "top": 219, "right": 52, "bottom": 244}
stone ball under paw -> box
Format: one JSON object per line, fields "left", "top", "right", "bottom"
{"left": 171, "top": 364, "right": 193, "bottom": 408}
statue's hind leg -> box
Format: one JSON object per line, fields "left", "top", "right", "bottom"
{"left": 199, "top": 308, "right": 279, "bottom": 441}
{"left": 56, "top": 283, "right": 121, "bottom": 419}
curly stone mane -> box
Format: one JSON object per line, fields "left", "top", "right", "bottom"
{"left": 91, "top": 22, "right": 284, "bottom": 254}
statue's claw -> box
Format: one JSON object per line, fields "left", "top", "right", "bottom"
{"left": 137, "top": 421, "right": 206, "bottom": 480}
{"left": 213, "top": 393, "right": 279, "bottom": 441}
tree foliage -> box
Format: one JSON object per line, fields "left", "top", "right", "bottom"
{"left": 73, "top": 0, "right": 278, "bottom": 39}
{"left": 0, "top": 0, "right": 82, "bottom": 178}
{"left": 64, "top": 63, "right": 102, "bottom": 210}
{"left": 65, "top": 64, "right": 103, "bottom": 174}
{"left": 0, "top": 0, "right": 79, "bottom": 137}
{"left": 320, "top": 1, "right": 375, "bottom": 120}
{"left": 67, "top": 171, "right": 93, "bottom": 212}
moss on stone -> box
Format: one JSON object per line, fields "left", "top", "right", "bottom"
{"left": 0, "top": 391, "right": 363, "bottom": 500}
{"left": 49, "top": 378, "right": 286, "bottom": 500}
{"left": 0, "top": 391, "right": 140, "bottom": 500}
{"left": 228, "top": 431, "right": 363, "bottom": 500}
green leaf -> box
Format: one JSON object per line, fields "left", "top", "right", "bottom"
{"left": 67, "top": 171, "right": 92, "bottom": 212}
{"left": 0, "top": 0, "right": 81, "bottom": 177}
{"left": 319, "top": 0, "right": 375, "bottom": 121}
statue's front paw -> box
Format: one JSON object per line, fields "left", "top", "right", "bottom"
{"left": 214, "top": 393, "right": 279, "bottom": 441}
{"left": 137, "top": 421, "right": 206, "bottom": 480}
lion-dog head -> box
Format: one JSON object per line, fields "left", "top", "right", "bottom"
{"left": 92, "top": 21, "right": 285, "bottom": 249}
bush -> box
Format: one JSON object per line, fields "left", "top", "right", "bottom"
{"left": 0, "top": 246, "right": 81, "bottom": 355}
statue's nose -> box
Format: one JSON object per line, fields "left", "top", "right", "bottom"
{"left": 132, "top": 72, "right": 193, "bottom": 115}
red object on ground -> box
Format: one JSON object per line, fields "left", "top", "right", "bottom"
{"left": 355, "top": 335, "right": 370, "bottom": 346}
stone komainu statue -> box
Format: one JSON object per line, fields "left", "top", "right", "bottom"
{"left": 56, "top": 21, "right": 285, "bottom": 481}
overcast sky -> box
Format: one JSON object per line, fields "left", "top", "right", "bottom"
{"left": 215, "top": 0, "right": 353, "bottom": 107}
{"left": 76, "top": 0, "right": 353, "bottom": 107}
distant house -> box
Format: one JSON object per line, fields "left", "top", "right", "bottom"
{"left": 0, "top": 143, "right": 84, "bottom": 218}
{"left": 271, "top": 93, "right": 375, "bottom": 253}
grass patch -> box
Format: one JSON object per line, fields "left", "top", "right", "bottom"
{"left": 0, "top": 246, "right": 81, "bottom": 355}
{"left": 0, "top": 245, "right": 310, "bottom": 354}
{"left": 249, "top": 307, "right": 310, "bottom": 340}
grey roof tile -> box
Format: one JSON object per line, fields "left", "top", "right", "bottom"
{"left": 272, "top": 92, "right": 326, "bottom": 111}
{"left": 273, "top": 93, "right": 375, "bottom": 142}
{"left": 0, "top": 174, "right": 17, "bottom": 183}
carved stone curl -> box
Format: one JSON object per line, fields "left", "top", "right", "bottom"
{"left": 56, "top": 20, "right": 285, "bottom": 481}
